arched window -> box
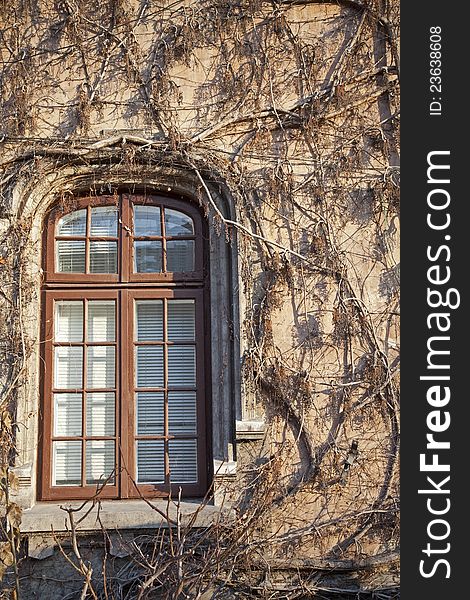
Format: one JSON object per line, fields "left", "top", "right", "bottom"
{"left": 40, "top": 194, "right": 209, "bottom": 500}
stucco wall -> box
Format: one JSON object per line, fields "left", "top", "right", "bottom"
{"left": 0, "top": 1, "right": 399, "bottom": 596}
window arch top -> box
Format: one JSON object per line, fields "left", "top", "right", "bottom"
{"left": 45, "top": 194, "right": 203, "bottom": 283}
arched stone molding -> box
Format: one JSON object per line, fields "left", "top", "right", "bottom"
{"left": 6, "top": 151, "right": 243, "bottom": 508}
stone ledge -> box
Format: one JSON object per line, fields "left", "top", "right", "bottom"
{"left": 21, "top": 499, "right": 234, "bottom": 535}
{"left": 236, "top": 419, "right": 265, "bottom": 441}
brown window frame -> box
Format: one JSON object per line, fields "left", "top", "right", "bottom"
{"left": 39, "top": 193, "right": 209, "bottom": 501}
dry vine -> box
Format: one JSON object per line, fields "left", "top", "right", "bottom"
{"left": 0, "top": 0, "right": 399, "bottom": 597}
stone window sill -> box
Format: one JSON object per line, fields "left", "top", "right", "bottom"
{"left": 21, "top": 498, "right": 233, "bottom": 535}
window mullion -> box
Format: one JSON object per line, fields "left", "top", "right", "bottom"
{"left": 120, "top": 194, "right": 130, "bottom": 283}
{"left": 81, "top": 299, "right": 88, "bottom": 487}
{"left": 163, "top": 297, "right": 170, "bottom": 485}
{"left": 85, "top": 206, "right": 91, "bottom": 274}
{"left": 119, "top": 288, "right": 130, "bottom": 498}
{"left": 161, "top": 205, "right": 167, "bottom": 273}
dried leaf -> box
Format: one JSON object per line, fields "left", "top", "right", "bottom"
{"left": 8, "top": 471, "right": 19, "bottom": 492}
{"left": 0, "top": 542, "right": 14, "bottom": 567}
{"left": 7, "top": 503, "right": 22, "bottom": 529}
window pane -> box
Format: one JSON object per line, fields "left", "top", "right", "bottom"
{"left": 137, "top": 440, "right": 165, "bottom": 483}
{"left": 169, "top": 440, "right": 197, "bottom": 483}
{"left": 54, "top": 393, "right": 82, "bottom": 437}
{"left": 53, "top": 440, "right": 81, "bottom": 486}
{"left": 88, "top": 301, "right": 115, "bottom": 342}
{"left": 165, "top": 209, "right": 194, "bottom": 236}
{"left": 135, "top": 300, "right": 163, "bottom": 341}
{"left": 168, "top": 392, "right": 196, "bottom": 435}
{"left": 86, "top": 392, "right": 115, "bottom": 436}
{"left": 56, "top": 240, "right": 86, "bottom": 273}
{"left": 86, "top": 440, "right": 115, "bottom": 485}
{"left": 90, "top": 206, "right": 118, "bottom": 236}
{"left": 168, "top": 346, "right": 196, "bottom": 387}
{"left": 55, "top": 301, "right": 83, "bottom": 342}
{"left": 167, "top": 300, "right": 195, "bottom": 341}
{"left": 57, "top": 209, "right": 86, "bottom": 236}
{"left": 136, "top": 392, "right": 164, "bottom": 435}
{"left": 166, "top": 240, "right": 194, "bottom": 272}
{"left": 90, "top": 241, "right": 117, "bottom": 273}
{"left": 87, "top": 346, "right": 115, "bottom": 389}
{"left": 54, "top": 347, "right": 83, "bottom": 389}
{"left": 136, "top": 347, "right": 164, "bottom": 388}
{"left": 134, "top": 240, "right": 162, "bottom": 273}
{"left": 134, "top": 205, "right": 161, "bottom": 236}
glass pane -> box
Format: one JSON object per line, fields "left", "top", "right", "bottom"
{"left": 169, "top": 440, "right": 197, "bottom": 483}
{"left": 87, "top": 346, "right": 115, "bottom": 389}
{"left": 55, "top": 301, "right": 83, "bottom": 342}
{"left": 168, "top": 346, "right": 196, "bottom": 387}
{"left": 134, "top": 205, "right": 161, "bottom": 236}
{"left": 53, "top": 440, "right": 81, "bottom": 486}
{"left": 56, "top": 240, "right": 86, "bottom": 273}
{"left": 90, "top": 241, "right": 117, "bottom": 273}
{"left": 135, "top": 300, "right": 163, "bottom": 341}
{"left": 88, "top": 301, "right": 115, "bottom": 342}
{"left": 168, "top": 392, "right": 197, "bottom": 435}
{"left": 86, "top": 392, "right": 115, "bottom": 436}
{"left": 57, "top": 209, "right": 86, "bottom": 236}
{"left": 86, "top": 440, "right": 115, "bottom": 485}
{"left": 166, "top": 240, "right": 194, "bottom": 272}
{"left": 134, "top": 241, "right": 162, "bottom": 273}
{"left": 90, "top": 206, "right": 118, "bottom": 236}
{"left": 167, "top": 300, "right": 195, "bottom": 341}
{"left": 54, "top": 393, "right": 82, "bottom": 436}
{"left": 136, "top": 392, "right": 164, "bottom": 435}
{"left": 136, "top": 347, "right": 164, "bottom": 388}
{"left": 54, "top": 347, "right": 83, "bottom": 389}
{"left": 137, "top": 440, "right": 165, "bottom": 483}
{"left": 165, "top": 208, "right": 194, "bottom": 236}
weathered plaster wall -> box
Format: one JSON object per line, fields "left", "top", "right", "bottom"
{"left": 0, "top": 1, "right": 399, "bottom": 597}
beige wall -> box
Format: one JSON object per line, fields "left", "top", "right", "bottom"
{"left": 0, "top": 0, "right": 399, "bottom": 586}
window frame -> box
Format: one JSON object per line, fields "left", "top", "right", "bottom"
{"left": 44, "top": 194, "right": 204, "bottom": 284}
{"left": 39, "top": 193, "right": 210, "bottom": 501}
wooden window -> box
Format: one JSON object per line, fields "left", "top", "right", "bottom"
{"left": 40, "top": 194, "right": 208, "bottom": 500}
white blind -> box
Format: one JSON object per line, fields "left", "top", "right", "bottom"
{"left": 55, "top": 301, "right": 83, "bottom": 342}
{"left": 52, "top": 295, "right": 117, "bottom": 488}
{"left": 86, "top": 440, "right": 115, "bottom": 484}
{"left": 53, "top": 440, "right": 81, "bottom": 486}
{"left": 88, "top": 301, "right": 115, "bottom": 342}
{"left": 169, "top": 440, "right": 197, "bottom": 483}
{"left": 166, "top": 240, "right": 194, "bottom": 272}
{"left": 54, "top": 346, "right": 83, "bottom": 389}
{"left": 54, "top": 393, "right": 82, "bottom": 436}
{"left": 168, "top": 346, "right": 196, "bottom": 387}
{"left": 135, "top": 300, "right": 163, "bottom": 340}
{"left": 90, "top": 241, "right": 117, "bottom": 273}
{"left": 86, "top": 392, "right": 115, "bottom": 436}
{"left": 136, "top": 392, "right": 164, "bottom": 435}
{"left": 136, "top": 346, "right": 164, "bottom": 387}
{"left": 90, "top": 206, "right": 117, "bottom": 236}
{"left": 134, "top": 296, "right": 198, "bottom": 486}
{"left": 87, "top": 346, "right": 115, "bottom": 388}
{"left": 56, "top": 240, "right": 86, "bottom": 273}
{"left": 167, "top": 300, "right": 195, "bottom": 341}
{"left": 137, "top": 440, "right": 165, "bottom": 483}
{"left": 168, "top": 391, "right": 196, "bottom": 435}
